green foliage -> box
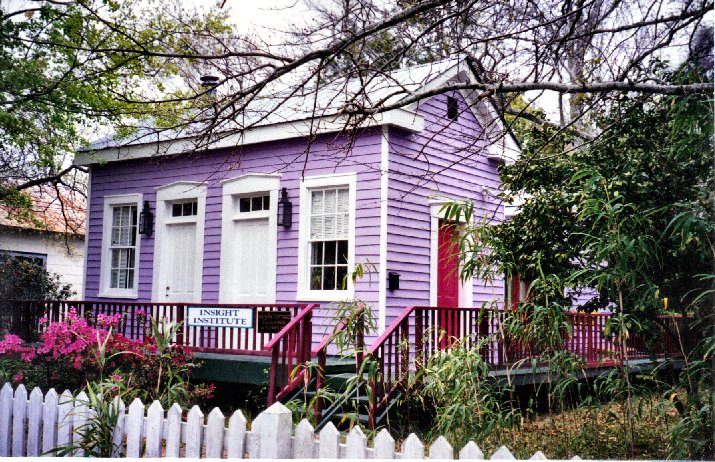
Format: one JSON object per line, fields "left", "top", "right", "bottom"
{"left": 0, "top": 254, "right": 74, "bottom": 301}
{"left": 0, "top": 255, "right": 74, "bottom": 342}
{"left": 451, "top": 66, "right": 713, "bottom": 315}
{"left": 662, "top": 313, "right": 714, "bottom": 459}
{"left": 419, "top": 331, "right": 521, "bottom": 449}
{"left": 0, "top": 0, "right": 232, "bottom": 204}
{"left": 50, "top": 379, "right": 125, "bottom": 457}
{"left": 427, "top": 61, "right": 713, "bottom": 459}
{"left": 285, "top": 361, "right": 337, "bottom": 426}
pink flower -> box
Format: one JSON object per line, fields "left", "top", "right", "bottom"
{"left": 110, "top": 374, "right": 123, "bottom": 382}
{"left": 13, "top": 371, "right": 23, "bottom": 383}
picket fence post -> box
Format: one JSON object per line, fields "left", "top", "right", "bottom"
{"left": 226, "top": 409, "right": 247, "bottom": 458}
{"left": 0, "top": 383, "right": 587, "bottom": 460}
{"left": 0, "top": 383, "right": 13, "bottom": 456}
{"left": 73, "top": 391, "right": 89, "bottom": 457}
{"left": 165, "top": 403, "right": 182, "bottom": 458}
{"left": 374, "top": 428, "right": 396, "bottom": 459}
{"left": 56, "top": 390, "right": 73, "bottom": 449}
{"left": 293, "top": 419, "right": 315, "bottom": 459}
{"left": 12, "top": 383, "right": 27, "bottom": 456}
{"left": 258, "top": 402, "right": 292, "bottom": 459}
{"left": 27, "top": 387, "right": 43, "bottom": 456}
{"left": 41, "top": 388, "right": 59, "bottom": 456}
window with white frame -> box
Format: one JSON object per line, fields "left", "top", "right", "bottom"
{"left": 309, "top": 188, "right": 349, "bottom": 291}
{"left": 100, "top": 194, "right": 141, "bottom": 298}
{"left": 298, "top": 174, "right": 356, "bottom": 300}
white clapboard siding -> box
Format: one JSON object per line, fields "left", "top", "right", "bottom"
{"left": 0, "top": 382, "right": 587, "bottom": 460}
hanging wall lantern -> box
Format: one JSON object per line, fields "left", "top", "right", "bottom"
{"left": 138, "top": 200, "right": 154, "bottom": 236}
{"left": 278, "top": 187, "right": 293, "bottom": 228}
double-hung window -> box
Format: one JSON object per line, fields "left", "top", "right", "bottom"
{"left": 101, "top": 194, "right": 141, "bottom": 298}
{"left": 298, "top": 173, "right": 356, "bottom": 301}
{"left": 309, "top": 188, "right": 349, "bottom": 291}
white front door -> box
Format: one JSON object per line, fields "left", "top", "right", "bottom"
{"left": 229, "top": 218, "right": 272, "bottom": 303}
{"left": 162, "top": 222, "right": 198, "bottom": 302}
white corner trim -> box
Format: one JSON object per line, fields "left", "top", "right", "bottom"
{"left": 98, "top": 193, "right": 143, "bottom": 299}
{"left": 296, "top": 172, "right": 357, "bottom": 302}
{"left": 378, "top": 126, "right": 389, "bottom": 333}
{"left": 81, "top": 166, "right": 92, "bottom": 299}
{"left": 152, "top": 183, "right": 208, "bottom": 302}
{"left": 75, "top": 109, "right": 424, "bottom": 166}
{"left": 429, "top": 203, "right": 473, "bottom": 308}
{"left": 219, "top": 174, "right": 280, "bottom": 303}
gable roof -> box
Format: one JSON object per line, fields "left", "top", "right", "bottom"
{"left": 0, "top": 188, "right": 86, "bottom": 236}
{"left": 76, "top": 58, "right": 520, "bottom": 165}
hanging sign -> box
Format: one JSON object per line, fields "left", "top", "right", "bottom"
{"left": 187, "top": 307, "right": 254, "bottom": 328}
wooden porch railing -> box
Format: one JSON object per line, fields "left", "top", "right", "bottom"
{"left": 11, "top": 300, "right": 313, "bottom": 355}
{"left": 264, "top": 304, "right": 319, "bottom": 405}
{"left": 365, "top": 306, "right": 696, "bottom": 429}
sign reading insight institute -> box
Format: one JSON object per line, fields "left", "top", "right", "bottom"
{"left": 187, "top": 307, "right": 254, "bottom": 328}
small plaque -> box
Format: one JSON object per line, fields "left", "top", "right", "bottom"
{"left": 257, "top": 311, "right": 292, "bottom": 334}
{"left": 187, "top": 306, "right": 253, "bottom": 328}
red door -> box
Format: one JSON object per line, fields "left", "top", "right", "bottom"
{"left": 437, "top": 221, "right": 460, "bottom": 345}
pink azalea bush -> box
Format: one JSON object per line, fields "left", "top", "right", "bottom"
{"left": 0, "top": 308, "right": 213, "bottom": 408}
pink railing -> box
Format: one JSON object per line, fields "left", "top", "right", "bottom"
{"left": 365, "top": 306, "right": 695, "bottom": 429}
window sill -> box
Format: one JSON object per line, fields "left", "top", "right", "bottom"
{"left": 97, "top": 290, "right": 139, "bottom": 300}
{"left": 296, "top": 288, "right": 355, "bottom": 303}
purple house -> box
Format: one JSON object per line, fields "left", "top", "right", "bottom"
{"left": 75, "top": 59, "right": 520, "bottom": 343}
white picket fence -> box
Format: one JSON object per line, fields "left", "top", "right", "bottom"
{"left": 0, "top": 383, "right": 582, "bottom": 460}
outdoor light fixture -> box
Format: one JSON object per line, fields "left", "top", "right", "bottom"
{"left": 138, "top": 200, "right": 154, "bottom": 236}
{"left": 388, "top": 271, "right": 400, "bottom": 291}
{"left": 278, "top": 187, "right": 293, "bottom": 228}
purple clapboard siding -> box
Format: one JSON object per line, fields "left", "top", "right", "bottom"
{"left": 85, "top": 129, "right": 384, "bottom": 343}
{"left": 384, "top": 92, "right": 505, "bottom": 330}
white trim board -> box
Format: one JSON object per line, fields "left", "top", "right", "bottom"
{"left": 76, "top": 109, "right": 424, "bottom": 166}
{"left": 378, "top": 126, "right": 389, "bottom": 333}
{"left": 81, "top": 166, "right": 92, "bottom": 299}
{"left": 296, "top": 172, "right": 357, "bottom": 302}
{"left": 218, "top": 174, "right": 280, "bottom": 304}
{"left": 152, "top": 181, "right": 207, "bottom": 303}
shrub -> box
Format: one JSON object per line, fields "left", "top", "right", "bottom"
{"left": 0, "top": 255, "right": 74, "bottom": 340}
{"left": 0, "top": 309, "right": 212, "bottom": 409}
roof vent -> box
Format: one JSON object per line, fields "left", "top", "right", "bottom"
{"left": 200, "top": 75, "right": 220, "bottom": 97}
{"left": 447, "top": 96, "right": 458, "bottom": 120}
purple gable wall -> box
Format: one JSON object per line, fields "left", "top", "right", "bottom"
{"left": 385, "top": 92, "right": 505, "bottom": 329}
{"left": 85, "top": 129, "right": 383, "bottom": 337}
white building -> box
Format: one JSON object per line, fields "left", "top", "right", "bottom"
{"left": 0, "top": 189, "right": 85, "bottom": 297}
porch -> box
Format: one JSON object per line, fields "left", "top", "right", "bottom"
{"left": 5, "top": 300, "right": 694, "bottom": 429}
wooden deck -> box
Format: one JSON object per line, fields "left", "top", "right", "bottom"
{"left": 8, "top": 300, "right": 694, "bottom": 429}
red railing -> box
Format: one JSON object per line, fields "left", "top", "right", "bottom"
{"left": 365, "top": 306, "right": 695, "bottom": 429}
{"left": 264, "top": 304, "right": 319, "bottom": 405}
{"left": 15, "top": 300, "right": 311, "bottom": 355}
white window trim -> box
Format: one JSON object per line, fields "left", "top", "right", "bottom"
{"left": 152, "top": 181, "right": 207, "bottom": 303}
{"left": 297, "top": 172, "right": 357, "bottom": 302}
{"left": 99, "top": 193, "right": 142, "bottom": 299}
{"left": 219, "top": 174, "right": 280, "bottom": 303}
{"left": 429, "top": 200, "right": 474, "bottom": 308}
